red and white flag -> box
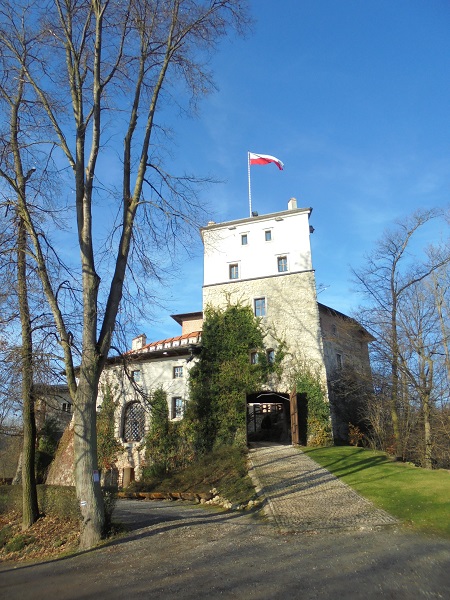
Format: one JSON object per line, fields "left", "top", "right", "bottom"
{"left": 249, "top": 152, "right": 284, "bottom": 171}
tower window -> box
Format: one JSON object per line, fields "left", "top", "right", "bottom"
{"left": 265, "top": 230, "right": 272, "bottom": 242}
{"left": 277, "top": 256, "right": 288, "bottom": 272}
{"left": 241, "top": 234, "right": 248, "bottom": 245}
{"left": 229, "top": 263, "right": 239, "bottom": 279}
{"left": 254, "top": 297, "right": 266, "bottom": 317}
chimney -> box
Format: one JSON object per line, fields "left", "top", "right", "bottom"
{"left": 132, "top": 333, "right": 147, "bottom": 351}
{"left": 288, "top": 197, "right": 297, "bottom": 210}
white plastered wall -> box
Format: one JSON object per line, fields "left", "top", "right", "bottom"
{"left": 202, "top": 206, "right": 327, "bottom": 393}
{"left": 97, "top": 354, "right": 194, "bottom": 482}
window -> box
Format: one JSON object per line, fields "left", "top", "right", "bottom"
{"left": 123, "top": 402, "right": 145, "bottom": 442}
{"left": 336, "top": 353, "right": 343, "bottom": 370}
{"left": 265, "top": 230, "right": 272, "bottom": 241}
{"left": 250, "top": 351, "right": 259, "bottom": 364}
{"left": 241, "top": 234, "right": 248, "bottom": 245}
{"left": 62, "top": 402, "right": 72, "bottom": 413}
{"left": 254, "top": 297, "right": 266, "bottom": 317}
{"left": 171, "top": 397, "right": 184, "bottom": 419}
{"left": 132, "top": 369, "right": 141, "bottom": 382}
{"left": 229, "top": 263, "right": 239, "bottom": 279}
{"left": 173, "top": 366, "right": 183, "bottom": 379}
{"left": 277, "top": 256, "right": 288, "bottom": 272}
{"left": 267, "top": 349, "right": 275, "bottom": 364}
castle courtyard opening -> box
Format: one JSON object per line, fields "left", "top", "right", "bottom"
{"left": 246, "top": 391, "right": 308, "bottom": 446}
{"left": 246, "top": 393, "right": 291, "bottom": 444}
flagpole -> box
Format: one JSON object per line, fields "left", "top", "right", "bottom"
{"left": 247, "top": 152, "right": 252, "bottom": 217}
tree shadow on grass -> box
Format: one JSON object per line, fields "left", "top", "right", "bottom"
{"left": 303, "top": 447, "right": 392, "bottom": 479}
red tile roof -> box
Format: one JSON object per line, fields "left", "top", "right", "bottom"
{"left": 128, "top": 331, "right": 202, "bottom": 355}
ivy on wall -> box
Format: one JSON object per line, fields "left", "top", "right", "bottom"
{"left": 97, "top": 382, "right": 121, "bottom": 471}
{"left": 35, "top": 417, "right": 61, "bottom": 483}
{"left": 186, "top": 303, "right": 279, "bottom": 454}
{"left": 143, "top": 387, "right": 182, "bottom": 475}
{"left": 295, "top": 364, "right": 332, "bottom": 446}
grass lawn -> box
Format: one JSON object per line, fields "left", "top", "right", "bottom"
{"left": 302, "top": 446, "right": 450, "bottom": 538}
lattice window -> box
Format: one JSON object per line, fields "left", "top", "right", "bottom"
{"left": 123, "top": 402, "right": 145, "bottom": 442}
{"left": 171, "top": 397, "right": 184, "bottom": 419}
{"left": 173, "top": 366, "right": 183, "bottom": 379}
{"left": 277, "top": 256, "right": 288, "bottom": 272}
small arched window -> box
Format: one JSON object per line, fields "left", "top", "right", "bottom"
{"left": 123, "top": 402, "right": 145, "bottom": 442}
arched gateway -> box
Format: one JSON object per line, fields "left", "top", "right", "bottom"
{"left": 246, "top": 391, "right": 308, "bottom": 446}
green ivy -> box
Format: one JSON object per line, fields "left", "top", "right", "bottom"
{"left": 296, "top": 366, "right": 332, "bottom": 447}
{"left": 186, "top": 303, "right": 279, "bottom": 454}
{"left": 143, "top": 387, "right": 194, "bottom": 475}
{"left": 97, "top": 382, "right": 121, "bottom": 470}
{"left": 35, "top": 417, "right": 61, "bottom": 482}
{"left": 144, "top": 387, "right": 169, "bottom": 476}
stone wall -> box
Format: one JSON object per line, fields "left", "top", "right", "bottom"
{"left": 97, "top": 352, "right": 196, "bottom": 486}
{"left": 319, "top": 305, "right": 372, "bottom": 376}
{"left": 45, "top": 420, "right": 75, "bottom": 486}
{"left": 203, "top": 270, "right": 328, "bottom": 393}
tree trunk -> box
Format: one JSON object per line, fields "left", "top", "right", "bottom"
{"left": 423, "top": 393, "right": 433, "bottom": 469}
{"left": 17, "top": 214, "right": 39, "bottom": 529}
{"left": 73, "top": 366, "right": 105, "bottom": 549}
{"left": 390, "top": 300, "right": 403, "bottom": 460}
{"left": 422, "top": 355, "right": 434, "bottom": 469}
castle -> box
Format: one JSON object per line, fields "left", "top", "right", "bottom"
{"left": 94, "top": 198, "right": 373, "bottom": 486}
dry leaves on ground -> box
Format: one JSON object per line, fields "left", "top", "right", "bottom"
{"left": 0, "top": 511, "right": 80, "bottom": 563}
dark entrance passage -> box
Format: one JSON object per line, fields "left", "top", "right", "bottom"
{"left": 246, "top": 392, "right": 290, "bottom": 444}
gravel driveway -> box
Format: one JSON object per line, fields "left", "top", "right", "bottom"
{"left": 0, "top": 499, "right": 449, "bottom": 599}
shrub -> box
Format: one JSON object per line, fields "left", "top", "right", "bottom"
{"left": 0, "top": 485, "right": 80, "bottom": 520}
{"left": 348, "top": 423, "right": 365, "bottom": 447}
{"left": 0, "top": 524, "right": 14, "bottom": 548}
{"left": 0, "top": 484, "right": 21, "bottom": 514}
{"left": 102, "top": 486, "right": 118, "bottom": 535}
{"left": 36, "top": 417, "right": 62, "bottom": 483}
{"left": 5, "top": 533, "right": 35, "bottom": 553}
{"left": 38, "top": 485, "right": 81, "bottom": 520}
{"left": 97, "top": 381, "right": 122, "bottom": 471}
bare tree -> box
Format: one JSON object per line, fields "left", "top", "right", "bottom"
{"left": 398, "top": 281, "right": 441, "bottom": 467}
{"left": 0, "top": 5, "right": 69, "bottom": 528}
{"left": 0, "top": 0, "right": 250, "bottom": 548}
{"left": 353, "top": 208, "right": 450, "bottom": 461}
{"left": 0, "top": 150, "right": 40, "bottom": 526}
{"left": 427, "top": 262, "right": 450, "bottom": 386}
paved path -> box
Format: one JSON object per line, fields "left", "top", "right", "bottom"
{"left": 1, "top": 444, "right": 449, "bottom": 599}
{"left": 249, "top": 442, "right": 397, "bottom": 532}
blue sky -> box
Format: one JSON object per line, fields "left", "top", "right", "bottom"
{"left": 137, "top": 0, "right": 450, "bottom": 343}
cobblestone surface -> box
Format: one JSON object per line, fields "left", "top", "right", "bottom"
{"left": 249, "top": 442, "right": 398, "bottom": 532}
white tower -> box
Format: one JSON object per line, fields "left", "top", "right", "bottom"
{"left": 201, "top": 199, "right": 328, "bottom": 394}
